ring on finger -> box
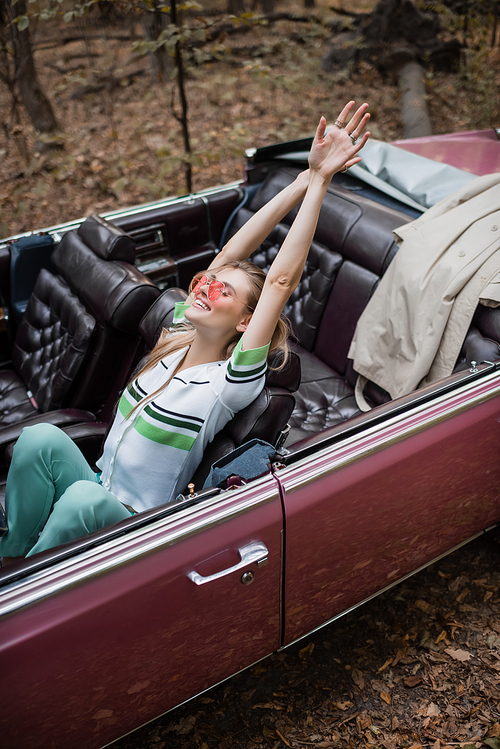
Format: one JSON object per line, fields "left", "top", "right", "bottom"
{"left": 335, "top": 119, "right": 345, "bottom": 129}
{"left": 341, "top": 165, "right": 348, "bottom": 173}
{"left": 349, "top": 132, "right": 357, "bottom": 144}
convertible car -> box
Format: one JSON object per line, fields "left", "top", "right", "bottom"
{"left": 0, "top": 129, "right": 499, "bottom": 749}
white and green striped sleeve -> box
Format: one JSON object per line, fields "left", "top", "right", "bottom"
{"left": 220, "top": 337, "right": 270, "bottom": 412}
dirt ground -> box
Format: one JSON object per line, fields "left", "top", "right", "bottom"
{"left": 1, "top": 4, "right": 500, "bottom": 747}
{"left": 1, "top": 0, "right": 499, "bottom": 239}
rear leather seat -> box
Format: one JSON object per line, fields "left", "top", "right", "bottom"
{"left": 224, "top": 167, "right": 500, "bottom": 445}
{"left": 0, "top": 216, "right": 160, "bottom": 436}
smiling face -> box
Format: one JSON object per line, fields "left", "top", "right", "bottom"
{"left": 185, "top": 267, "right": 254, "bottom": 339}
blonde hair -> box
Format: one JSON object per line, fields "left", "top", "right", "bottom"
{"left": 127, "top": 260, "right": 291, "bottom": 417}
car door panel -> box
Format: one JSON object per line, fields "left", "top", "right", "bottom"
{"left": 113, "top": 187, "right": 244, "bottom": 290}
{"left": 0, "top": 477, "right": 282, "bottom": 749}
{"left": 280, "top": 376, "right": 500, "bottom": 645}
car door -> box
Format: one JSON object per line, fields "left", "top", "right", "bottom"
{"left": 0, "top": 476, "right": 282, "bottom": 749}
{"left": 278, "top": 369, "right": 500, "bottom": 646}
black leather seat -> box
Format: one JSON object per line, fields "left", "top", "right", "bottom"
{"left": 223, "top": 167, "right": 409, "bottom": 444}
{"left": 0, "top": 216, "right": 160, "bottom": 461}
{"left": 223, "top": 167, "right": 500, "bottom": 445}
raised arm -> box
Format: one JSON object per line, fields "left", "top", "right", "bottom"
{"left": 208, "top": 168, "right": 310, "bottom": 270}
{"left": 239, "top": 101, "right": 370, "bottom": 352}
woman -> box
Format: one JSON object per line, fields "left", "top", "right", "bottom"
{"left": 0, "top": 101, "right": 370, "bottom": 562}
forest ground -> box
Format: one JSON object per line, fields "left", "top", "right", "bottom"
{"left": 1, "top": 0, "right": 499, "bottom": 238}
{"left": 1, "top": 2, "right": 500, "bottom": 747}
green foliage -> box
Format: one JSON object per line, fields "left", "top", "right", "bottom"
{"left": 12, "top": 0, "right": 102, "bottom": 28}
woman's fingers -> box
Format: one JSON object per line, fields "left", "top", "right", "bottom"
{"left": 345, "top": 102, "right": 368, "bottom": 133}
{"left": 344, "top": 132, "right": 371, "bottom": 168}
{"left": 349, "top": 116, "right": 371, "bottom": 147}
{"left": 314, "top": 116, "right": 327, "bottom": 143}
{"left": 335, "top": 100, "right": 355, "bottom": 128}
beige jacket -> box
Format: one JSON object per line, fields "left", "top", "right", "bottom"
{"left": 348, "top": 173, "right": 500, "bottom": 401}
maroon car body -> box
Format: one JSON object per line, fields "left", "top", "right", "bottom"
{"left": 0, "top": 129, "right": 499, "bottom": 749}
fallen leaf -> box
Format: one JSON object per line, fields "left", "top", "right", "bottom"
{"left": 426, "top": 702, "right": 441, "bottom": 716}
{"left": 299, "top": 642, "right": 315, "bottom": 660}
{"left": 250, "top": 664, "right": 267, "bottom": 675}
{"left": 488, "top": 723, "right": 500, "bottom": 738}
{"left": 330, "top": 700, "right": 352, "bottom": 711}
{"left": 252, "top": 702, "right": 284, "bottom": 710}
{"left": 416, "top": 599, "right": 434, "bottom": 614}
{"left": 356, "top": 712, "right": 371, "bottom": 730}
{"left": 445, "top": 647, "right": 472, "bottom": 661}
{"left": 484, "top": 740, "right": 500, "bottom": 749}
{"left": 456, "top": 587, "right": 470, "bottom": 603}
{"left": 380, "top": 691, "right": 391, "bottom": 704}
{"left": 404, "top": 675, "right": 423, "bottom": 688}
{"left": 352, "top": 668, "right": 365, "bottom": 689}
{"left": 378, "top": 657, "right": 393, "bottom": 672}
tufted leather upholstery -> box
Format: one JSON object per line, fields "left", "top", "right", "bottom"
{"left": 0, "top": 216, "right": 160, "bottom": 441}
{"left": 226, "top": 171, "right": 343, "bottom": 352}
{"left": 12, "top": 270, "right": 95, "bottom": 414}
{"left": 225, "top": 167, "right": 500, "bottom": 445}
{"left": 225, "top": 168, "right": 410, "bottom": 444}
{"left": 286, "top": 346, "right": 358, "bottom": 444}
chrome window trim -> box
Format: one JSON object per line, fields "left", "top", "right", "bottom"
{"left": 0, "top": 474, "right": 279, "bottom": 618}
{"left": 281, "top": 370, "right": 500, "bottom": 491}
{"left": 2, "top": 371, "right": 499, "bottom": 617}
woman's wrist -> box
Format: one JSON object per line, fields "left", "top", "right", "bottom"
{"left": 307, "top": 168, "right": 333, "bottom": 189}
{"left": 294, "top": 169, "right": 310, "bottom": 195}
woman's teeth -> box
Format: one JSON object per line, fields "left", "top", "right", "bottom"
{"left": 195, "top": 299, "right": 210, "bottom": 310}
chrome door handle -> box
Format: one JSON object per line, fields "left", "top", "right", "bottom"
{"left": 188, "top": 540, "right": 269, "bottom": 586}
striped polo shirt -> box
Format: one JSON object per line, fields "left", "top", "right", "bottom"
{"left": 96, "top": 302, "right": 270, "bottom": 511}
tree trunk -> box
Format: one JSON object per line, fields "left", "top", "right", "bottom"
{"left": 399, "top": 60, "right": 432, "bottom": 138}
{"left": 170, "top": 0, "right": 192, "bottom": 194}
{"left": 227, "top": 0, "right": 246, "bottom": 14}
{"left": 142, "top": 1, "right": 173, "bottom": 81}
{"left": 4, "top": 0, "right": 59, "bottom": 133}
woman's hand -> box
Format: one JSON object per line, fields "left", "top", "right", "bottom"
{"left": 308, "top": 101, "right": 370, "bottom": 181}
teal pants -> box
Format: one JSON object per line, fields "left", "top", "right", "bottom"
{"left": 0, "top": 424, "right": 132, "bottom": 558}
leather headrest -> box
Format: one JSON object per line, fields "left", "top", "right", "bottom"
{"left": 52, "top": 232, "right": 159, "bottom": 332}
{"left": 139, "top": 288, "right": 189, "bottom": 347}
{"left": 77, "top": 215, "right": 136, "bottom": 263}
